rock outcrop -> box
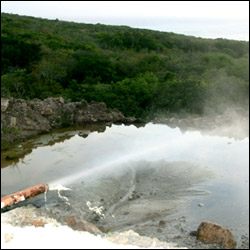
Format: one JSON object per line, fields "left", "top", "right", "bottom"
{"left": 196, "top": 221, "right": 237, "bottom": 249}
{"left": 1, "top": 97, "right": 141, "bottom": 147}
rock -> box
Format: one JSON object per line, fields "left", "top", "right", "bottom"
{"left": 1, "top": 97, "right": 141, "bottom": 146}
{"left": 196, "top": 221, "right": 237, "bottom": 248}
{"left": 64, "top": 216, "right": 101, "bottom": 234}
{"left": 59, "top": 97, "right": 65, "bottom": 104}
{"left": 158, "top": 220, "right": 166, "bottom": 226}
{"left": 189, "top": 230, "right": 197, "bottom": 236}
{"left": 41, "top": 107, "right": 53, "bottom": 116}
{"left": 80, "top": 220, "right": 102, "bottom": 234}
{"left": 31, "top": 219, "right": 46, "bottom": 227}
{"left": 1, "top": 98, "right": 9, "bottom": 112}
{"left": 124, "top": 116, "right": 137, "bottom": 123}
{"left": 10, "top": 117, "right": 17, "bottom": 127}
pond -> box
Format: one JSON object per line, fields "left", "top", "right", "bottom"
{"left": 1, "top": 122, "right": 249, "bottom": 247}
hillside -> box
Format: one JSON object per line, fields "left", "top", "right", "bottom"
{"left": 1, "top": 13, "right": 249, "bottom": 118}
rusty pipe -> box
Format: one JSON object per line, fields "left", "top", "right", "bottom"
{"left": 1, "top": 183, "right": 49, "bottom": 209}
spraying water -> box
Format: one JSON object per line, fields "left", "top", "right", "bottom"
{"left": 48, "top": 143, "right": 166, "bottom": 189}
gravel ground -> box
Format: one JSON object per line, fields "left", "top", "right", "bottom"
{"left": 2, "top": 206, "right": 248, "bottom": 249}
{"left": 1, "top": 206, "right": 186, "bottom": 249}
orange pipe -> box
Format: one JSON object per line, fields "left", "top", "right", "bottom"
{"left": 1, "top": 184, "right": 49, "bottom": 209}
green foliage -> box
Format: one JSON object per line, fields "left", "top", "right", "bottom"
{"left": 155, "top": 74, "right": 205, "bottom": 114}
{"left": 1, "top": 35, "right": 42, "bottom": 74}
{"left": 98, "top": 30, "right": 159, "bottom": 51}
{"left": 109, "top": 72, "right": 159, "bottom": 117}
{"left": 1, "top": 13, "right": 249, "bottom": 118}
{"left": 2, "top": 126, "right": 9, "bottom": 134}
{"left": 1, "top": 69, "right": 27, "bottom": 98}
{"left": 71, "top": 51, "right": 117, "bottom": 84}
{"left": 1, "top": 140, "right": 11, "bottom": 150}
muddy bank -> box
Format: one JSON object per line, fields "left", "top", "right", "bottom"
{"left": 1, "top": 97, "right": 142, "bottom": 149}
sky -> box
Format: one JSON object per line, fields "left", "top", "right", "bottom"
{"left": 1, "top": 1, "right": 249, "bottom": 40}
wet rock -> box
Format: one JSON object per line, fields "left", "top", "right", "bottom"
{"left": 64, "top": 216, "right": 78, "bottom": 228}
{"left": 64, "top": 216, "right": 101, "bottom": 234}
{"left": 196, "top": 221, "right": 237, "bottom": 249}
{"left": 158, "top": 220, "right": 166, "bottom": 226}
{"left": 80, "top": 220, "right": 102, "bottom": 234}
{"left": 98, "top": 226, "right": 109, "bottom": 233}
{"left": 189, "top": 230, "right": 197, "bottom": 236}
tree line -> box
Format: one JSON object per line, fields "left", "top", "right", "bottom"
{"left": 1, "top": 13, "right": 249, "bottom": 118}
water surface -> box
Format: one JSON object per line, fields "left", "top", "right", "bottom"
{"left": 1, "top": 123, "right": 249, "bottom": 246}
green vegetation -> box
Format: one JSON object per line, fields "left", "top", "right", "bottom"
{"left": 4, "top": 148, "right": 29, "bottom": 160}
{"left": 1, "top": 13, "right": 249, "bottom": 118}
{"left": 1, "top": 140, "right": 11, "bottom": 150}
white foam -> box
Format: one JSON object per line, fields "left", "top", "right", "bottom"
{"left": 49, "top": 184, "right": 71, "bottom": 191}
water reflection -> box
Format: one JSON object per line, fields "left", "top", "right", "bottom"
{"left": 1, "top": 123, "right": 249, "bottom": 192}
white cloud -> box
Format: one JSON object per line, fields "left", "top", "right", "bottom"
{"left": 1, "top": 1, "right": 248, "bottom": 40}
{"left": 1, "top": 1, "right": 249, "bottom": 20}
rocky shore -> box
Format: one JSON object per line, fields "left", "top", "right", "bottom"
{"left": 2, "top": 97, "right": 248, "bottom": 150}
{"left": 1, "top": 97, "right": 142, "bottom": 149}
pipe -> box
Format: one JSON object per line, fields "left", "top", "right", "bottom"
{"left": 1, "top": 183, "right": 49, "bottom": 209}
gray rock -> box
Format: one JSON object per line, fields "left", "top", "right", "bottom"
{"left": 1, "top": 97, "right": 139, "bottom": 146}
{"left": 1, "top": 98, "right": 9, "bottom": 112}
{"left": 10, "top": 117, "right": 17, "bottom": 127}
{"left": 41, "top": 107, "right": 53, "bottom": 116}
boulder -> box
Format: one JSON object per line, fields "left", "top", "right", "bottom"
{"left": 196, "top": 221, "right": 236, "bottom": 248}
